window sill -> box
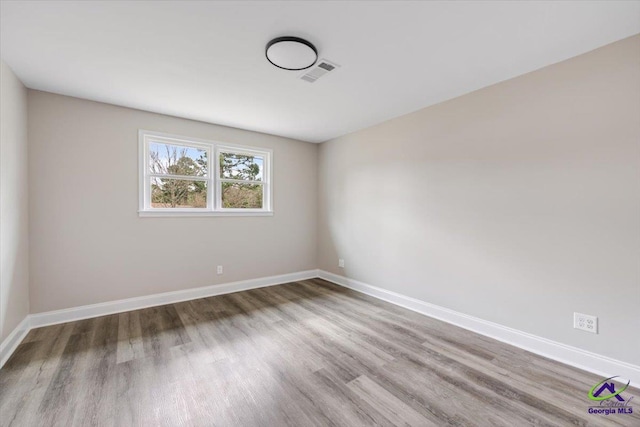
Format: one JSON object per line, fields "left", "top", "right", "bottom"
{"left": 138, "top": 210, "right": 274, "bottom": 218}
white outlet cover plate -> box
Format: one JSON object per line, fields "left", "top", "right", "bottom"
{"left": 574, "top": 312, "right": 598, "bottom": 334}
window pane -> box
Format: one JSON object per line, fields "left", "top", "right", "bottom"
{"left": 149, "top": 142, "right": 208, "bottom": 177}
{"left": 220, "top": 152, "right": 263, "bottom": 181}
{"left": 221, "top": 182, "right": 263, "bottom": 209}
{"left": 151, "top": 178, "right": 207, "bottom": 208}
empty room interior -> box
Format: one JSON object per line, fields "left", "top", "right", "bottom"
{"left": 1, "top": 1, "right": 640, "bottom": 426}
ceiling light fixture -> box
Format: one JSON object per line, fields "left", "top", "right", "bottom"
{"left": 265, "top": 36, "right": 318, "bottom": 71}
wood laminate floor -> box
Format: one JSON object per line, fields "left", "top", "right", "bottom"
{"left": 1, "top": 279, "right": 638, "bottom": 426}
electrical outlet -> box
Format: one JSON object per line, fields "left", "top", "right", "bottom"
{"left": 574, "top": 312, "right": 597, "bottom": 334}
{"left": 338, "top": 259, "right": 345, "bottom": 268}
{"left": 217, "top": 265, "right": 223, "bottom": 275}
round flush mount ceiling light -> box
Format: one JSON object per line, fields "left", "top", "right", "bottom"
{"left": 266, "top": 37, "right": 318, "bottom": 71}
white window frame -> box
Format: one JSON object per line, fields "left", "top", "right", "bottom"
{"left": 139, "top": 130, "right": 273, "bottom": 217}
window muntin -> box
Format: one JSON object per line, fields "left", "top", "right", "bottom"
{"left": 139, "top": 131, "right": 271, "bottom": 216}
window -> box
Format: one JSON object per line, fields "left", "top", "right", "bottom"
{"left": 139, "top": 130, "right": 272, "bottom": 216}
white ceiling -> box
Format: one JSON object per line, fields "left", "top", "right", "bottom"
{"left": 1, "top": 1, "right": 639, "bottom": 143}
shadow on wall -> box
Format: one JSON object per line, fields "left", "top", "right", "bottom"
{"left": 1, "top": 233, "right": 29, "bottom": 343}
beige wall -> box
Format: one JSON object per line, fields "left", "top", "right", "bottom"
{"left": 0, "top": 61, "right": 30, "bottom": 342}
{"left": 318, "top": 35, "right": 640, "bottom": 364}
{"left": 28, "top": 91, "right": 317, "bottom": 313}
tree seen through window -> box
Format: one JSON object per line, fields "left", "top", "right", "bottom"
{"left": 149, "top": 143, "right": 264, "bottom": 209}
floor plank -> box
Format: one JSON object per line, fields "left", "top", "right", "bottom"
{"left": 1, "top": 279, "right": 638, "bottom": 426}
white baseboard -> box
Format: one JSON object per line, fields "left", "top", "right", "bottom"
{"left": 29, "top": 269, "right": 320, "bottom": 329}
{"left": 0, "top": 317, "right": 31, "bottom": 368}
{"left": 317, "top": 270, "right": 640, "bottom": 385}
{"left": 4, "top": 268, "right": 638, "bottom": 385}
{"left": 1, "top": 269, "right": 319, "bottom": 368}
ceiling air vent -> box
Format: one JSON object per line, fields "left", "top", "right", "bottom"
{"left": 299, "top": 59, "right": 340, "bottom": 83}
